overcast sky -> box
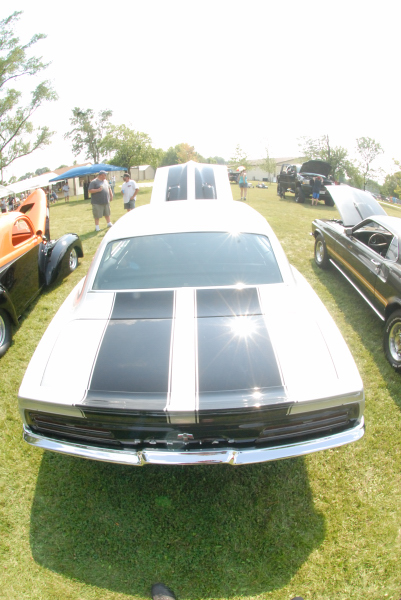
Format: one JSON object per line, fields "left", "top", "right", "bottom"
{"left": 2, "top": 0, "right": 400, "bottom": 181}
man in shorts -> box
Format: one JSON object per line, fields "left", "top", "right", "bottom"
{"left": 311, "top": 176, "right": 322, "bottom": 206}
{"left": 88, "top": 170, "right": 113, "bottom": 232}
{"left": 62, "top": 182, "right": 70, "bottom": 202}
{"left": 121, "top": 172, "right": 138, "bottom": 211}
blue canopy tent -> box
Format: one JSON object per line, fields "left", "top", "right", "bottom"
{"left": 49, "top": 164, "right": 126, "bottom": 199}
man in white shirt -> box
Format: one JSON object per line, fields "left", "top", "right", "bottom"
{"left": 121, "top": 173, "right": 138, "bottom": 211}
{"left": 62, "top": 182, "right": 70, "bottom": 202}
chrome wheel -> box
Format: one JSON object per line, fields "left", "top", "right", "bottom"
{"left": 316, "top": 240, "right": 324, "bottom": 263}
{"left": 0, "top": 313, "right": 6, "bottom": 346}
{"left": 388, "top": 320, "right": 401, "bottom": 362}
{"left": 69, "top": 247, "right": 78, "bottom": 271}
{"left": 0, "top": 309, "right": 12, "bottom": 357}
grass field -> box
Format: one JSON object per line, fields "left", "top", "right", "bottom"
{"left": 1, "top": 183, "right": 400, "bottom": 600}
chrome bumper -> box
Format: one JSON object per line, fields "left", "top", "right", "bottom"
{"left": 23, "top": 418, "right": 365, "bottom": 465}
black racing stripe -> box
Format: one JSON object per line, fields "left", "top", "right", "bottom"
{"left": 112, "top": 291, "right": 174, "bottom": 319}
{"left": 196, "top": 288, "right": 261, "bottom": 317}
{"left": 82, "top": 392, "right": 169, "bottom": 413}
{"left": 198, "top": 388, "right": 288, "bottom": 411}
{"left": 197, "top": 315, "right": 281, "bottom": 394}
{"left": 166, "top": 164, "right": 188, "bottom": 200}
{"left": 90, "top": 319, "right": 172, "bottom": 394}
{"left": 195, "top": 165, "right": 216, "bottom": 199}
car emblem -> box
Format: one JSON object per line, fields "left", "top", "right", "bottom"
{"left": 177, "top": 433, "right": 194, "bottom": 443}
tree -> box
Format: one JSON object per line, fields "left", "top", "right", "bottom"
{"left": 356, "top": 137, "right": 384, "bottom": 191}
{"left": 0, "top": 11, "right": 57, "bottom": 182}
{"left": 160, "top": 143, "right": 202, "bottom": 167}
{"left": 298, "top": 134, "right": 352, "bottom": 181}
{"left": 230, "top": 145, "right": 250, "bottom": 170}
{"left": 263, "top": 148, "right": 276, "bottom": 182}
{"left": 64, "top": 108, "right": 112, "bottom": 164}
{"left": 101, "top": 124, "right": 160, "bottom": 170}
{"left": 35, "top": 166, "right": 50, "bottom": 175}
{"left": 18, "top": 171, "right": 34, "bottom": 181}
{"left": 176, "top": 143, "right": 198, "bottom": 163}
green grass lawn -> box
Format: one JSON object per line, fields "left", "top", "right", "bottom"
{"left": 1, "top": 184, "right": 401, "bottom": 600}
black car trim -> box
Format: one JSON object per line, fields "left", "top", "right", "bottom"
{"left": 89, "top": 318, "right": 173, "bottom": 397}
{"left": 196, "top": 288, "right": 261, "bottom": 317}
{"left": 112, "top": 290, "right": 175, "bottom": 319}
{"left": 197, "top": 314, "right": 282, "bottom": 395}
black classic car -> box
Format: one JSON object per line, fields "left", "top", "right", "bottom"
{"left": 0, "top": 189, "right": 83, "bottom": 357}
{"left": 312, "top": 185, "right": 401, "bottom": 371}
{"left": 277, "top": 160, "right": 334, "bottom": 205}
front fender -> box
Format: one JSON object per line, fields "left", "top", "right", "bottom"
{"left": 44, "top": 234, "right": 84, "bottom": 287}
{"left": 0, "top": 286, "right": 19, "bottom": 325}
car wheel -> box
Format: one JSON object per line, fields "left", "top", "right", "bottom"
{"left": 324, "top": 197, "right": 334, "bottom": 207}
{"left": 68, "top": 247, "right": 79, "bottom": 272}
{"left": 384, "top": 310, "right": 401, "bottom": 371}
{"left": 0, "top": 310, "right": 12, "bottom": 358}
{"left": 314, "top": 233, "right": 330, "bottom": 269}
{"left": 295, "top": 188, "right": 305, "bottom": 203}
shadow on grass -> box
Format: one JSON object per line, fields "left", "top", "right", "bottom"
{"left": 311, "top": 259, "right": 401, "bottom": 411}
{"left": 30, "top": 454, "right": 324, "bottom": 598}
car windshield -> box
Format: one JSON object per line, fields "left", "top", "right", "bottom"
{"left": 92, "top": 232, "right": 283, "bottom": 290}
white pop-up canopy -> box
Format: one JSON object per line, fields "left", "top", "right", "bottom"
{"left": 9, "top": 172, "right": 58, "bottom": 195}
{"left": 0, "top": 184, "right": 15, "bottom": 198}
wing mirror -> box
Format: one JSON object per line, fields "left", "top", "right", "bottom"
{"left": 345, "top": 228, "right": 353, "bottom": 237}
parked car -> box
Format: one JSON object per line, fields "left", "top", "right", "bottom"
{"left": 312, "top": 184, "right": 401, "bottom": 371}
{"left": 19, "top": 164, "right": 364, "bottom": 467}
{"left": 228, "top": 169, "right": 239, "bottom": 184}
{"left": 277, "top": 160, "right": 334, "bottom": 205}
{"left": 0, "top": 188, "right": 83, "bottom": 357}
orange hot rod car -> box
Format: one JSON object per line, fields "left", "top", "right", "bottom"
{"left": 0, "top": 188, "right": 83, "bottom": 357}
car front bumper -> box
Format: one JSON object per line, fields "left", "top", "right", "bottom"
{"left": 23, "top": 418, "right": 365, "bottom": 466}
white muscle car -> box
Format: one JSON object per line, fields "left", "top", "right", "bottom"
{"left": 18, "top": 162, "right": 364, "bottom": 466}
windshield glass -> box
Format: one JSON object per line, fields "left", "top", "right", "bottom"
{"left": 93, "top": 232, "right": 283, "bottom": 290}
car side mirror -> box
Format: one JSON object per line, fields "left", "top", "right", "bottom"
{"left": 345, "top": 228, "right": 353, "bottom": 237}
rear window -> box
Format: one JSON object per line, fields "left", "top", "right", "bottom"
{"left": 93, "top": 232, "right": 283, "bottom": 290}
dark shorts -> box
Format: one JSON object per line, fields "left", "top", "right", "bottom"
{"left": 239, "top": 183, "right": 246, "bottom": 188}
{"left": 92, "top": 203, "right": 111, "bottom": 219}
{"left": 312, "top": 192, "right": 320, "bottom": 199}
{"left": 124, "top": 199, "right": 136, "bottom": 210}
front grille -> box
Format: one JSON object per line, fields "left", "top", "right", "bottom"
{"left": 26, "top": 403, "right": 361, "bottom": 451}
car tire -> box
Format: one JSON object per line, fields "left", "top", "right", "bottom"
{"left": 384, "top": 310, "right": 401, "bottom": 371}
{"left": 295, "top": 188, "right": 305, "bottom": 203}
{"left": 314, "top": 233, "right": 330, "bottom": 269}
{"left": 0, "top": 310, "right": 12, "bottom": 358}
{"left": 68, "top": 247, "right": 79, "bottom": 272}
{"left": 324, "top": 197, "right": 334, "bottom": 207}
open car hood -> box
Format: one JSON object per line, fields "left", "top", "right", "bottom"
{"left": 326, "top": 185, "right": 387, "bottom": 227}
{"left": 300, "top": 160, "right": 331, "bottom": 177}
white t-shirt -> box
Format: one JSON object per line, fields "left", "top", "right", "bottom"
{"left": 121, "top": 180, "right": 138, "bottom": 203}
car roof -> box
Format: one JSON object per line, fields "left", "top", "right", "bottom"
{"left": 151, "top": 161, "right": 232, "bottom": 203}
{"left": 107, "top": 200, "right": 273, "bottom": 240}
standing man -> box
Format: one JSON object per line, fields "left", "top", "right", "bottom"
{"left": 121, "top": 172, "right": 138, "bottom": 211}
{"left": 311, "top": 176, "right": 322, "bottom": 206}
{"left": 89, "top": 170, "right": 113, "bottom": 232}
{"left": 62, "top": 181, "right": 70, "bottom": 202}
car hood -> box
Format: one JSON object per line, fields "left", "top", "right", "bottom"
{"left": 20, "top": 272, "right": 363, "bottom": 415}
{"left": 326, "top": 185, "right": 388, "bottom": 226}
{"left": 300, "top": 160, "right": 331, "bottom": 177}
